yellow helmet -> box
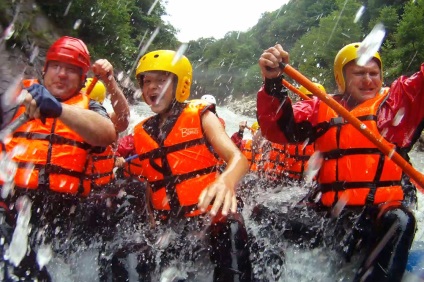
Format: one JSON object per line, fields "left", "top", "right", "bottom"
{"left": 334, "top": 42, "right": 382, "bottom": 94}
{"left": 135, "top": 50, "right": 192, "bottom": 102}
{"left": 82, "top": 78, "right": 106, "bottom": 104}
{"left": 251, "top": 121, "right": 259, "bottom": 132}
{"left": 298, "top": 83, "right": 326, "bottom": 96}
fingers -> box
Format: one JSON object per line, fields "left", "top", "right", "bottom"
{"left": 231, "top": 195, "right": 237, "bottom": 213}
{"left": 220, "top": 191, "right": 232, "bottom": 216}
{"left": 198, "top": 189, "right": 207, "bottom": 213}
{"left": 115, "top": 157, "right": 125, "bottom": 167}
{"left": 23, "top": 93, "right": 39, "bottom": 119}
{"left": 92, "top": 59, "right": 114, "bottom": 81}
{"left": 259, "top": 44, "right": 289, "bottom": 79}
{"left": 198, "top": 182, "right": 236, "bottom": 217}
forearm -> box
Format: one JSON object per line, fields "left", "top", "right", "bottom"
{"left": 257, "top": 83, "right": 292, "bottom": 144}
{"left": 60, "top": 103, "right": 116, "bottom": 146}
{"left": 106, "top": 78, "right": 130, "bottom": 133}
{"left": 219, "top": 151, "right": 249, "bottom": 189}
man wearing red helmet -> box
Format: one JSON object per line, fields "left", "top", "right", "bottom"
{"left": 0, "top": 36, "right": 123, "bottom": 280}
{"left": 253, "top": 42, "right": 423, "bottom": 281}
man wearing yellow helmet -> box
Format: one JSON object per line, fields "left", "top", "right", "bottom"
{"left": 255, "top": 42, "right": 424, "bottom": 281}
{"left": 111, "top": 50, "right": 252, "bottom": 281}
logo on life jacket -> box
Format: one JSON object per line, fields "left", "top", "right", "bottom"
{"left": 180, "top": 127, "right": 199, "bottom": 137}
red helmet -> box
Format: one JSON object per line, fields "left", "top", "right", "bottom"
{"left": 44, "top": 36, "right": 91, "bottom": 80}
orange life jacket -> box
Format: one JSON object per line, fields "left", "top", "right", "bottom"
{"left": 5, "top": 79, "right": 92, "bottom": 196}
{"left": 241, "top": 139, "right": 254, "bottom": 168}
{"left": 285, "top": 143, "right": 314, "bottom": 180}
{"left": 241, "top": 139, "right": 263, "bottom": 173}
{"left": 261, "top": 142, "right": 286, "bottom": 179}
{"left": 126, "top": 101, "right": 219, "bottom": 218}
{"left": 314, "top": 90, "right": 404, "bottom": 207}
{"left": 85, "top": 145, "right": 115, "bottom": 190}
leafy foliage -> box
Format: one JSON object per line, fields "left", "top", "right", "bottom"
{"left": 2, "top": 0, "right": 421, "bottom": 104}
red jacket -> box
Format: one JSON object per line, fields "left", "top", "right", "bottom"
{"left": 116, "top": 134, "right": 135, "bottom": 158}
{"left": 231, "top": 131, "right": 244, "bottom": 149}
{"left": 257, "top": 64, "right": 424, "bottom": 151}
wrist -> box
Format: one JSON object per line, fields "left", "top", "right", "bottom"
{"left": 264, "top": 75, "right": 287, "bottom": 98}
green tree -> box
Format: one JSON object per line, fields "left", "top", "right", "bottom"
{"left": 389, "top": 0, "right": 424, "bottom": 79}
{"left": 289, "top": 0, "right": 362, "bottom": 92}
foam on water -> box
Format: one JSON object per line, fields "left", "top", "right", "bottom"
{"left": 4, "top": 100, "right": 424, "bottom": 281}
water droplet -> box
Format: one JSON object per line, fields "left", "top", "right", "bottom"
{"left": 302, "top": 138, "right": 309, "bottom": 150}
{"left": 73, "top": 19, "right": 82, "bottom": 30}
{"left": 117, "top": 71, "right": 124, "bottom": 81}
{"left": 304, "top": 151, "right": 323, "bottom": 184}
{"left": 357, "top": 23, "right": 386, "bottom": 66}
{"left": 29, "top": 46, "right": 39, "bottom": 64}
{"left": 36, "top": 244, "right": 52, "bottom": 269}
{"left": 388, "top": 149, "right": 395, "bottom": 159}
{"left": 3, "top": 23, "right": 15, "bottom": 40}
{"left": 360, "top": 124, "right": 367, "bottom": 130}
{"left": 392, "top": 107, "right": 405, "bottom": 126}
{"left": 354, "top": 6, "right": 365, "bottom": 23}
{"left": 380, "top": 127, "right": 389, "bottom": 138}
{"left": 331, "top": 192, "right": 349, "bottom": 217}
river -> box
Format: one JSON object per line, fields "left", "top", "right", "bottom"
{"left": 30, "top": 99, "right": 424, "bottom": 281}
{"left": 98, "top": 99, "right": 424, "bottom": 281}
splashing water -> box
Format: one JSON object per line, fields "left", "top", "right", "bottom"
{"left": 155, "top": 228, "right": 178, "bottom": 249}
{"left": 160, "top": 266, "right": 188, "bottom": 282}
{"left": 37, "top": 244, "right": 53, "bottom": 270}
{"left": 6, "top": 196, "right": 32, "bottom": 267}
{"left": 302, "top": 138, "right": 310, "bottom": 150}
{"left": 365, "top": 221, "right": 399, "bottom": 268}
{"left": 147, "top": 0, "right": 161, "bottom": 15}
{"left": 29, "top": 46, "right": 39, "bottom": 64}
{"left": 64, "top": 2, "right": 72, "bottom": 16}
{"left": 3, "top": 102, "right": 420, "bottom": 281}
{"left": 173, "top": 44, "right": 188, "bottom": 66}
{"left": 354, "top": 6, "right": 365, "bottom": 23}
{"left": 0, "top": 154, "right": 16, "bottom": 182}
{"left": 3, "top": 23, "right": 15, "bottom": 40}
{"left": 392, "top": 107, "right": 406, "bottom": 126}
{"left": 357, "top": 23, "right": 386, "bottom": 66}
{"left": 304, "top": 151, "right": 323, "bottom": 184}
{"left": 2, "top": 78, "right": 25, "bottom": 109}
{"left": 73, "top": 19, "right": 82, "bottom": 30}
{"left": 388, "top": 148, "right": 395, "bottom": 159}
{"left": 331, "top": 192, "right": 349, "bottom": 218}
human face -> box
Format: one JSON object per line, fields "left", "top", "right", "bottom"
{"left": 141, "top": 71, "right": 175, "bottom": 114}
{"left": 343, "top": 60, "right": 382, "bottom": 105}
{"left": 43, "top": 61, "right": 82, "bottom": 100}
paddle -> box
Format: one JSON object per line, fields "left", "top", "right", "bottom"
{"left": 282, "top": 79, "right": 311, "bottom": 101}
{"left": 83, "top": 76, "right": 99, "bottom": 96}
{"left": 276, "top": 62, "right": 424, "bottom": 191}
{"left": 125, "top": 154, "right": 138, "bottom": 162}
{"left": 0, "top": 77, "right": 100, "bottom": 140}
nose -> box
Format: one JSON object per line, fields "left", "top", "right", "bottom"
{"left": 362, "top": 73, "right": 373, "bottom": 83}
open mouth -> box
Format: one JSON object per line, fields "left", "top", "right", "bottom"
{"left": 149, "top": 94, "right": 159, "bottom": 104}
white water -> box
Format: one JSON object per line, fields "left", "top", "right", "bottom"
{"left": 101, "top": 99, "right": 424, "bottom": 281}
{"left": 4, "top": 99, "right": 423, "bottom": 281}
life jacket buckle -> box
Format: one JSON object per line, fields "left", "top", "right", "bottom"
{"left": 329, "top": 117, "right": 345, "bottom": 126}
